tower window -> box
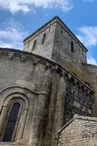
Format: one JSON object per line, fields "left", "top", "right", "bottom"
{"left": 32, "top": 40, "right": 37, "bottom": 51}
{"left": 71, "top": 41, "right": 74, "bottom": 53}
{"left": 3, "top": 103, "right": 20, "bottom": 142}
{"left": 42, "top": 33, "right": 46, "bottom": 44}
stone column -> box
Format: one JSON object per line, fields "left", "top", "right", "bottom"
{"left": 43, "top": 71, "right": 61, "bottom": 146}
{"left": 29, "top": 69, "right": 51, "bottom": 146}
{"left": 53, "top": 77, "right": 66, "bottom": 146}
{"left": 16, "top": 108, "right": 28, "bottom": 140}
{"left": 0, "top": 106, "right": 8, "bottom": 136}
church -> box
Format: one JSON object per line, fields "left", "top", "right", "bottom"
{"left": 0, "top": 16, "right": 97, "bottom": 146}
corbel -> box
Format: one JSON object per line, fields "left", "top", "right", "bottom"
{"left": 8, "top": 52, "right": 14, "bottom": 59}
{"left": 21, "top": 54, "right": 26, "bottom": 62}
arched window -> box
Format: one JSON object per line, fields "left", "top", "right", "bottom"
{"left": 32, "top": 40, "right": 37, "bottom": 51}
{"left": 3, "top": 103, "right": 20, "bottom": 142}
{"left": 41, "top": 33, "right": 46, "bottom": 44}
{"left": 71, "top": 41, "right": 74, "bottom": 53}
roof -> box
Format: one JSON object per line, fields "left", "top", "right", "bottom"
{"left": 23, "top": 16, "right": 58, "bottom": 42}
{"left": 58, "top": 114, "right": 97, "bottom": 135}
{"left": 23, "top": 16, "right": 88, "bottom": 52}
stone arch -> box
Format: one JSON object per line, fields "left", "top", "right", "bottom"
{"left": 0, "top": 86, "right": 33, "bottom": 107}
{"left": 0, "top": 86, "right": 34, "bottom": 142}
{"left": 3, "top": 102, "right": 21, "bottom": 142}
{"left": 41, "top": 33, "right": 46, "bottom": 44}
{"left": 3, "top": 93, "right": 29, "bottom": 109}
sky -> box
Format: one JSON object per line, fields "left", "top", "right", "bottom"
{"left": 0, "top": 0, "right": 97, "bottom": 65}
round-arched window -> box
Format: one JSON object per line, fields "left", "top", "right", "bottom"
{"left": 3, "top": 103, "right": 20, "bottom": 142}
{"left": 42, "top": 33, "right": 46, "bottom": 44}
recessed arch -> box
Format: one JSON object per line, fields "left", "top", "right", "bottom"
{"left": 3, "top": 93, "right": 29, "bottom": 109}
{"left": 71, "top": 41, "right": 74, "bottom": 53}
{"left": 41, "top": 33, "right": 46, "bottom": 44}
{"left": 0, "top": 86, "right": 34, "bottom": 108}
{"left": 32, "top": 40, "right": 37, "bottom": 51}
{"left": 0, "top": 86, "right": 34, "bottom": 142}
{"left": 3, "top": 102, "right": 21, "bottom": 142}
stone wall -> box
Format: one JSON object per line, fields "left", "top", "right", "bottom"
{"left": 57, "top": 115, "right": 97, "bottom": 146}
{"left": 83, "top": 64, "right": 97, "bottom": 86}
{"left": 52, "top": 20, "right": 87, "bottom": 68}
{"left": 0, "top": 16, "right": 97, "bottom": 146}
{"left": 0, "top": 48, "right": 54, "bottom": 146}
{"left": 83, "top": 63, "right": 97, "bottom": 116}
{"left": 0, "top": 48, "right": 95, "bottom": 146}
{"left": 24, "top": 17, "right": 87, "bottom": 70}
{"left": 64, "top": 79, "right": 95, "bottom": 123}
{"left": 24, "top": 18, "right": 56, "bottom": 59}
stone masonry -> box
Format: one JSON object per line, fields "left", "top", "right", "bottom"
{"left": 0, "top": 16, "right": 97, "bottom": 146}
{"left": 57, "top": 114, "right": 97, "bottom": 146}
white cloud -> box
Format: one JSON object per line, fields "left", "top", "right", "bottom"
{"left": 76, "top": 26, "right": 97, "bottom": 47}
{"left": 0, "top": 20, "right": 28, "bottom": 50}
{"left": 76, "top": 26, "right": 97, "bottom": 65}
{"left": 0, "top": 0, "right": 73, "bottom": 14}
{"left": 87, "top": 56, "right": 97, "bottom": 65}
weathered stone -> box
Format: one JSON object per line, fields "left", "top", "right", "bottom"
{"left": 57, "top": 115, "right": 97, "bottom": 146}
{"left": 0, "top": 16, "right": 96, "bottom": 146}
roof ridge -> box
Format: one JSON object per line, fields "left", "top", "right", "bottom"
{"left": 23, "top": 16, "right": 59, "bottom": 42}
{"left": 23, "top": 16, "right": 87, "bottom": 52}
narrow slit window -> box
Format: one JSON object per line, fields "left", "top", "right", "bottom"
{"left": 42, "top": 33, "right": 46, "bottom": 44}
{"left": 71, "top": 41, "right": 74, "bottom": 53}
{"left": 3, "top": 103, "right": 20, "bottom": 142}
{"left": 32, "top": 40, "right": 37, "bottom": 51}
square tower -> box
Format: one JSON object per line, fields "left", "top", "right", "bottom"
{"left": 23, "top": 16, "right": 87, "bottom": 66}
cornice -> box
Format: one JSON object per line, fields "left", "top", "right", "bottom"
{"left": 0, "top": 48, "right": 93, "bottom": 92}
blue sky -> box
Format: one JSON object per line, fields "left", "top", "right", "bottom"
{"left": 0, "top": 0, "right": 97, "bottom": 65}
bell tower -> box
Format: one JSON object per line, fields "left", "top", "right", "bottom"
{"left": 24, "top": 16, "right": 87, "bottom": 66}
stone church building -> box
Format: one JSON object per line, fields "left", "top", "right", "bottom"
{"left": 0, "top": 16, "right": 97, "bottom": 146}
